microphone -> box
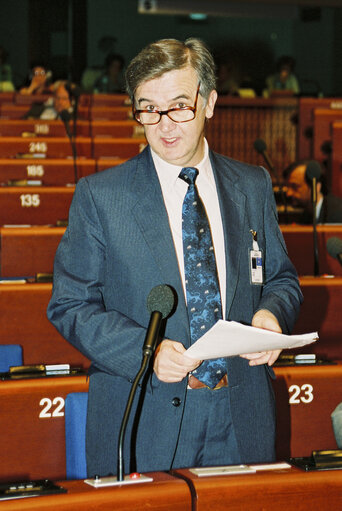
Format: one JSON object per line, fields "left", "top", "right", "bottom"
{"left": 117, "top": 284, "right": 175, "bottom": 482}
{"left": 253, "top": 139, "right": 277, "bottom": 176}
{"left": 59, "top": 109, "right": 78, "bottom": 184}
{"left": 65, "top": 82, "right": 81, "bottom": 99}
{"left": 253, "top": 138, "right": 288, "bottom": 222}
{"left": 143, "top": 284, "right": 175, "bottom": 357}
{"left": 327, "top": 237, "right": 342, "bottom": 267}
{"left": 65, "top": 82, "right": 80, "bottom": 140}
{"left": 59, "top": 109, "right": 72, "bottom": 139}
{"left": 305, "top": 160, "right": 322, "bottom": 276}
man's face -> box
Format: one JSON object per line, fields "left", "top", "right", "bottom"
{"left": 135, "top": 66, "right": 217, "bottom": 167}
{"left": 286, "top": 165, "right": 312, "bottom": 207}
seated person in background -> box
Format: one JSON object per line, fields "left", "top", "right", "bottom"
{"left": 0, "top": 45, "right": 15, "bottom": 92}
{"left": 19, "top": 64, "right": 53, "bottom": 95}
{"left": 93, "top": 53, "right": 125, "bottom": 93}
{"left": 264, "top": 56, "right": 300, "bottom": 97}
{"left": 283, "top": 160, "right": 342, "bottom": 223}
{"left": 216, "top": 61, "right": 240, "bottom": 96}
{"left": 23, "top": 81, "right": 73, "bottom": 120}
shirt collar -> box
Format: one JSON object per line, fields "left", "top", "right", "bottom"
{"left": 151, "top": 138, "right": 211, "bottom": 187}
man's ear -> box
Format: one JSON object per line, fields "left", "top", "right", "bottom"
{"left": 205, "top": 89, "right": 218, "bottom": 120}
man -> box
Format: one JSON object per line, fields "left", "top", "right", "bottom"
{"left": 284, "top": 161, "right": 342, "bottom": 223}
{"left": 47, "top": 38, "right": 302, "bottom": 476}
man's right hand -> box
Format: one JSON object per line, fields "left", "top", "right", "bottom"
{"left": 153, "top": 339, "right": 202, "bottom": 383}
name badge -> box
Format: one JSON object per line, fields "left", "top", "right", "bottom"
{"left": 249, "top": 229, "right": 263, "bottom": 285}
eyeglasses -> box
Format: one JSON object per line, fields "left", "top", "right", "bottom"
{"left": 133, "top": 83, "right": 201, "bottom": 126}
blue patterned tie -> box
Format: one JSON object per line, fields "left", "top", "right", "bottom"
{"left": 179, "top": 167, "right": 227, "bottom": 389}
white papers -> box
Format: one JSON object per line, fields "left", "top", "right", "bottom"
{"left": 185, "top": 320, "right": 318, "bottom": 360}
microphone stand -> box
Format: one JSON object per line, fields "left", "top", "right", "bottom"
{"left": 117, "top": 311, "right": 162, "bottom": 482}
{"left": 312, "top": 177, "right": 319, "bottom": 276}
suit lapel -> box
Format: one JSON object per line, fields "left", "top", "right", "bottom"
{"left": 130, "top": 149, "right": 189, "bottom": 341}
{"left": 210, "top": 152, "right": 247, "bottom": 319}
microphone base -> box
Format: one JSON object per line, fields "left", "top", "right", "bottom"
{"left": 84, "top": 473, "right": 153, "bottom": 487}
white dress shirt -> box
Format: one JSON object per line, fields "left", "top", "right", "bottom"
{"left": 151, "top": 139, "right": 227, "bottom": 317}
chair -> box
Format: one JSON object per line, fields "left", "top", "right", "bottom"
{"left": 64, "top": 392, "right": 88, "bottom": 479}
{"left": 0, "top": 344, "right": 22, "bottom": 372}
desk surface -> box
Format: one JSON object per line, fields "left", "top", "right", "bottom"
{"left": 174, "top": 464, "right": 342, "bottom": 511}
{"left": 1, "top": 465, "right": 341, "bottom": 511}
{"left": 0, "top": 472, "right": 191, "bottom": 511}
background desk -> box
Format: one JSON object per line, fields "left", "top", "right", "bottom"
{"left": 294, "top": 276, "right": 342, "bottom": 360}
{"left": 0, "top": 226, "right": 65, "bottom": 278}
{"left": 0, "top": 283, "right": 91, "bottom": 368}
{"left": 0, "top": 375, "right": 88, "bottom": 482}
{"left": 0, "top": 159, "right": 96, "bottom": 186}
{"left": 281, "top": 225, "right": 342, "bottom": 277}
{"left": 273, "top": 362, "right": 341, "bottom": 459}
{"left": 0, "top": 186, "right": 74, "bottom": 225}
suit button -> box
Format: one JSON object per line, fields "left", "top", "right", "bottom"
{"left": 172, "top": 397, "right": 181, "bottom": 407}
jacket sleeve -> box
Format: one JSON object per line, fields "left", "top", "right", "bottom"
{"left": 47, "top": 177, "right": 148, "bottom": 380}
{"left": 255, "top": 167, "right": 303, "bottom": 334}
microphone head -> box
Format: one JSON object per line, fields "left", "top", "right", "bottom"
{"left": 327, "top": 237, "right": 342, "bottom": 259}
{"left": 305, "top": 160, "right": 321, "bottom": 181}
{"left": 65, "top": 82, "right": 81, "bottom": 98}
{"left": 147, "top": 284, "right": 174, "bottom": 319}
{"left": 59, "top": 109, "right": 71, "bottom": 122}
{"left": 253, "top": 138, "right": 267, "bottom": 154}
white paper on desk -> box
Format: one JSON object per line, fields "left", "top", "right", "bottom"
{"left": 185, "top": 320, "right": 319, "bottom": 360}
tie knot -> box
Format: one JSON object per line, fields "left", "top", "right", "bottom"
{"left": 179, "top": 167, "right": 199, "bottom": 186}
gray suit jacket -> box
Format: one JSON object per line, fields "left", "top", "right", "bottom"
{"left": 47, "top": 147, "right": 302, "bottom": 475}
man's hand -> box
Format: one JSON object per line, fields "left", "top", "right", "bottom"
{"left": 240, "top": 309, "right": 282, "bottom": 367}
{"left": 153, "top": 339, "right": 202, "bottom": 383}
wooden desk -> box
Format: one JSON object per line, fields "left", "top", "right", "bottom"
{"left": 0, "top": 136, "right": 92, "bottom": 159}
{"left": 331, "top": 121, "right": 342, "bottom": 197}
{"left": 91, "top": 93, "right": 131, "bottom": 107}
{"left": 0, "top": 375, "right": 88, "bottom": 482}
{"left": 0, "top": 120, "right": 90, "bottom": 137}
{"left": 281, "top": 224, "right": 342, "bottom": 276}
{"left": 0, "top": 104, "right": 35, "bottom": 119}
{"left": 294, "top": 276, "right": 342, "bottom": 360}
{"left": 312, "top": 108, "right": 342, "bottom": 163}
{"left": 207, "top": 96, "right": 297, "bottom": 170}
{"left": 273, "top": 363, "right": 341, "bottom": 459}
{"left": 96, "top": 158, "right": 128, "bottom": 171}
{"left": 0, "top": 227, "right": 65, "bottom": 277}
{"left": 173, "top": 465, "right": 342, "bottom": 511}
{"left": 0, "top": 186, "right": 74, "bottom": 226}
{"left": 0, "top": 159, "right": 96, "bottom": 186}
{"left": 0, "top": 92, "right": 15, "bottom": 104}
{"left": 92, "top": 137, "right": 146, "bottom": 159}
{"left": 91, "top": 120, "right": 144, "bottom": 138}
{"left": 0, "top": 282, "right": 90, "bottom": 368}
{"left": 296, "top": 97, "right": 342, "bottom": 160}
{"left": 90, "top": 106, "right": 132, "bottom": 121}
{"left": 0, "top": 473, "right": 191, "bottom": 511}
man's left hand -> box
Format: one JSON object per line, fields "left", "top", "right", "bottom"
{"left": 240, "top": 309, "right": 282, "bottom": 366}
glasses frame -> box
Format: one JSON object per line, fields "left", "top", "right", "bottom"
{"left": 133, "top": 83, "right": 201, "bottom": 126}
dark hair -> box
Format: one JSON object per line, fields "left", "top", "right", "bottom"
{"left": 125, "top": 38, "right": 216, "bottom": 102}
{"left": 283, "top": 159, "right": 328, "bottom": 195}
{"left": 276, "top": 55, "right": 295, "bottom": 72}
